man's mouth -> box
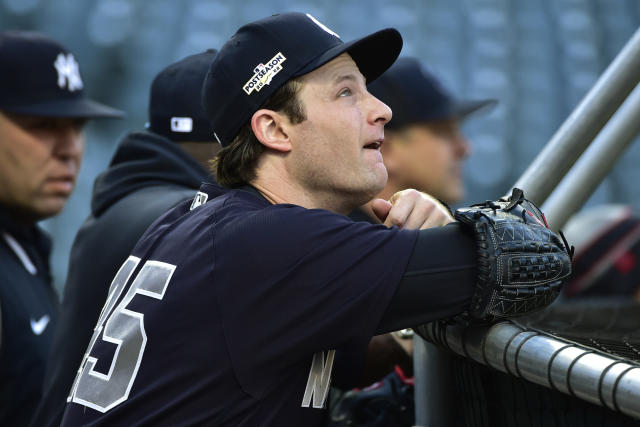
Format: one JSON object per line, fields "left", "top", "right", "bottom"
{"left": 363, "top": 140, "right": 382, "bottom": 149}
{"left": 46, "top": 176, "right": 75, "bottom": 193}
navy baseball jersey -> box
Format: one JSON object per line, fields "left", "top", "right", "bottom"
{"left": 61, "top": 183, "right": 417, "bottom": 426}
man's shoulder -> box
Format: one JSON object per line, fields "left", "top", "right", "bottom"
{"left": 213, "top": 192, "right": 351, "bottom": 233}
{"left": 110, "top": 184, "right": 197, "bottom": 226}
{"left": 74, "top": 184, "right": 196, "bottom": 254}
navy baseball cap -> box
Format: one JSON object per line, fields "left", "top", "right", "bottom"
{"left": 368, "top": 57, "right": 496, "bottom": 129}
{"left": 148, "top": 49, "right": 217, "bottom": 142}
{"left": 202, "top": 12, "right": 403, "bottom": 147}
{"left": 0, "top": 31, "right": 123, "bottom": 118}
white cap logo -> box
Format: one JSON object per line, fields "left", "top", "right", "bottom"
{"left": 53, "top": 53, "right": 83, "bottom": 92}
{"left": 306, "top": 14, "right": 340, "bottom": 39}
{"left": 170, "top": 117, "right": 193, "bottom": 133}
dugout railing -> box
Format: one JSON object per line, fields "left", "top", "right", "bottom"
{"left": 413, "top": 25, "right": 640, "bottom": 426}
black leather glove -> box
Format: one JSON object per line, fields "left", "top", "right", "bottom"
{"left": 454, "top": 188, "right": 572, "bottom": 321}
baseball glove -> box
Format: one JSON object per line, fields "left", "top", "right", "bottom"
{"left": 454, "top": 188, "right": 572, "bottom": 322}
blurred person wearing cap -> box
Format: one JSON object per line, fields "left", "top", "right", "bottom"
{"left": 30, "top": 50, "right": 221, "bottom": 427}
{"left": 59, "top": 13, "right": 570, "bottom": 427}
{"left": 0, "top": 31, "right": 122, "bottom": 426}
{"left": 330, "top": 57, "right": 496, "bottom": 427}
{"left": 355, "top": 57, "right": 495, "bottom": 348}
{"left": 356, "top": 56, "right": 495, "bottom": 220}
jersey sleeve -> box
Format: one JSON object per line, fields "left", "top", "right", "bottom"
{"left": 213, "top": 204, "right": 417, "bottom": 398}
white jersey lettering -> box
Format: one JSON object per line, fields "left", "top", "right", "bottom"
{"left": 301, "top": 350, "right": 335, "bottom": 408}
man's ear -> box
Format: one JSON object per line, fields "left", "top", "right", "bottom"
{"left": 251, "top": 109, "right": 292, "bottom": 152}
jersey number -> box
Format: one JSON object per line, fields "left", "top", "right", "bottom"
{"left": 67, "top": 256, "right": 176, "bottom": 412}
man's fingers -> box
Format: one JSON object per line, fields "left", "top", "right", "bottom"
{"left": 371, "top": 199, "right": 393, "bottom": 222}
{"left": 383, "top": 189, "right": 455, "bottom": 230}
{"left": 383, "top": 195, "right": 414, "bottom": 228}
{"left": 403, "top": 200, "right": 435, "bottom": 229}
{"left": 420, "top": 209, "right": 454, "bottom": 229}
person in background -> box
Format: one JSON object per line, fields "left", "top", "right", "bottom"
{"left": 0, "top": 31, "right": 122, "bottom": 426}
{"left": 30, "top": 50, "right": 221, "bottom": 427}
{"left": 331, "top": 57, "right": 495, "bottom": 427}
{"left": 354, "top": 56, "right": 495, "bottom": 223}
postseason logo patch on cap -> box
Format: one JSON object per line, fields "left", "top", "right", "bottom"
{"left": 243, "top": 52, "right": 286, "bottom": 95}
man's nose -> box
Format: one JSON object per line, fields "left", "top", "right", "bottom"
{"left": 367, "top": 92, "right": 392, "bottom": 126}
{"left": 53, "top": 124, "right": 83, "bottom": 160}
{"left": 455, "top": 135, "right": 471, "bottom": 158}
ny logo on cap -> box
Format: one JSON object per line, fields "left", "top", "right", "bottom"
{"left": 54, "top": 53, "right": 84, "bottom": 92}
{"left": 306, "top": 14, "right": 340, "bottom": 39}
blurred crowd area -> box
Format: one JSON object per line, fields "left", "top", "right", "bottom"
{"left": 1, "top": 0, "right": 639, "bottom": 293}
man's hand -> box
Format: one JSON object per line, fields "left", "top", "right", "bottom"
{"left": 371, "top": 189, "right": 454, "bottom": 230}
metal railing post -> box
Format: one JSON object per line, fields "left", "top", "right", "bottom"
{"left": 413, "top": 335, "right": 453, "bottom": 426}
{"left": 543, "top": 83, "right": 640, "bottom": 231}
{"left": 413, "top": 26, "right": 640, "bottom": 427}
{"left": 512, "top": 27, "right": 640, "bottom": 205}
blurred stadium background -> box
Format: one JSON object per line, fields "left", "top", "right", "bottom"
{"left": 1, "top": 0, "right": 639, "bottom": 294}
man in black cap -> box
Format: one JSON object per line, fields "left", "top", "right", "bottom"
{"left": 0, "top": 31, "right": 122, "bottom": 426}
{"left": 60, "top": 13, "right": 570, "bottom": 426}
{"left": 30, "top": 50, "right": 221, "bottom": 427}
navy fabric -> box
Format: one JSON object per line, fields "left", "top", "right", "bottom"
{"left": 147, "top": 50, "right": 217, "bottom": 142}
{"left": 90, "top": 131, "right": 212, "bottom": 216}
{"left": 0, "top": 208, "right": 58, "bottom": 427}
{"left": 61, "top": 184, "right": 417, "bottom": 426}
{"left": 31, "top": 132, "right": 216, "bottom": 427}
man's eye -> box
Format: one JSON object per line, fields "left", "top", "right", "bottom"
{"left": 29, "top": 120, "right": 55, "bottom": 130}
{"left": 339, "top": 88, "right": 352, "bottom": 97}
{"left": 72, "top": 118, "right": 88, "bottom": 131}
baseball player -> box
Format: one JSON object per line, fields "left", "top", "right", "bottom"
{"left": 0, "top": 31, "right": 122, "bottom": 426}
{"left": 60, "top": 13, "right": 571, "bottom": 426}
{"left": 30, "top": 50, "right": 220, "bottom": 427}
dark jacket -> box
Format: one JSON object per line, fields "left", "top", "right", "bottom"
{"left": 30, "top": 131, "right": 218, "bottom": 427}
{"left": 0, "top": 208, "right": 58, "bottom": 427}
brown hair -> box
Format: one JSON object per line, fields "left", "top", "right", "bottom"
{"left": 211, "top": 78, "right": 306, "bottom": 187}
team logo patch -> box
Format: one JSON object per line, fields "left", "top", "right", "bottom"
{"left": 170, "top": 117, "right": 193, "bottom": 133}
{"left": 54, "top": 52, "right": 83, "bottom": 92}
{"left": 243, "top": 52, "right": 287, "bottom": 95}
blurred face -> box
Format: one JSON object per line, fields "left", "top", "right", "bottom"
{"left": 382, "top": 119, "right": 470, "bottom": 203}
{"left": 0, "top": 112, "right": 86, "bottom": 223}
{"left": 286, "top": 54, "right": 392, "bottom": 210}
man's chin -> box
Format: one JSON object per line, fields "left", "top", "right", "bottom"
{"left": 442, "top": 187, "right": 464, "bottom": 205}
{"left": 341, "top": 180, "right": 386, "bottom": 212}
{"left": 32, "top": 197, "right": 69, "bottom": 221}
